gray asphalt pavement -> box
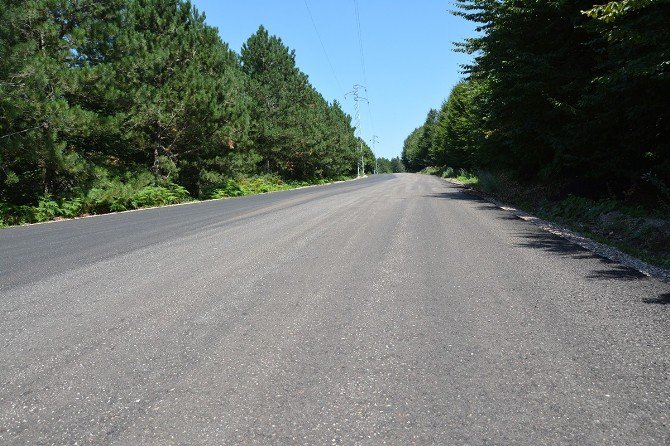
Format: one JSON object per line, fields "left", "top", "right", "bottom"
{"left": 1, "top": 173, "right": 669, "bottom": 445}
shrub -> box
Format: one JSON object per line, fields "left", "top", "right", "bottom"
{"left": 35, "top": 195, "right": 62, "bottom": 222}
{"left": 477, "top": 171, "right": 503, "bottom": 194}
{"left": 441, "top": 167, "right": 455, "bottom": 178}
{"left": 455, "top": 169, "right": 479, "bottom": 184}
{"left": 207, "top": 179, "right": 245, "bottom": 198}
{"left": 86, "top": 180, "right": 191, "bottom": 213}
{"left": 0, "top": 203, "right": 35, "bottom": 225}
{"left": 59, "top": 198, "right": 84, "bottom": 218}
{"left": 421, "top": 166, "right": 441, "bottom": 176}
{"left": 130, "top": 185, "right": 191, "bottom": 208}
{"left": 547, "top": 195, "right": 619, "bottom": 223}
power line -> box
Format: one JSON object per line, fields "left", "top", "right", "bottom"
{"left": 372, "top": 135, "right": 379, "bottom": 174}
{"left": 345, "top": 84, "right": 368, "bottom": 177}
{"left": 365, "top": 95, "right": 376, "bottom": 137}
{"left": 303, "top": 0, "right": 345, "bottom": 96}
{"left": 352, "top": 0, "right": 368, "bottom": 86}
{"left": 352, "top": 0, "right": 376, "bottom": 147}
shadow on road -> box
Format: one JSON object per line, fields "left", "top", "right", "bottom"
{"left": 513, "top": 231, "right": 594, "bottom": 259}
{"left": 424, "top": 191, "right": 490, "bottom": 204}
{"left": 511, "top": 230, "right": 670, "bottom": 306}
{"left": 586, "top": 265, "right": 647, "bottom": 281}
{"left": 428, "top": 187, "right": 670, "bottom": 303}
{"left": 643, "top": 293, "right": 670, "bottom": 305}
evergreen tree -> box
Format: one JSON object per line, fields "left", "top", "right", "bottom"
{"left": 432, "top": 80, "right": 486, "bottom": 170}
{"left": 323, "top": 100, "right": 360, "bottom": 178}
{"left": 390, "top": 157, "right": 406, "bottom": 173}
{"left": 417, "top": 109, "right": 438, "bottom": 168}
{"left": 241, "top": 26, "right": 312, "bottom": 178}
{"left": 375, "top": 157, "right": 405, "bottom": 174}
{"left": 0, "top": 0, "right": 118, "bottom": 203}
{"left": 579, "top": 0, "right": 670, "bottom": 195}
{"left": 455, "top": 0, "right": 598, "bottom": 180}
{"left": 0, "top": 3, "right": 371, "bottom": 223}
{"left": 108, "top": 0, "right": 250, "bottom": 193}
{"left": 401, "top": 127, "right": 423, "bottom": 172}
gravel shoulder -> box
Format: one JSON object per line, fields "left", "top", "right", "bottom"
{"left": 442, "top": 176, "right": 670, "bottom": 285}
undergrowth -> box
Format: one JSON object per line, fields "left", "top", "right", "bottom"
{"left": 0, "top": 175, "right": 350, "bottom": 227}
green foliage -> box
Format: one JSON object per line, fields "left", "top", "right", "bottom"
{"left": 59, "top": 198, "right": 84, "bottom": 219}
{"left": 0, "top": 3, "right": 364, "bottom": 225}
{"left": 206, "top": 175, "right": 344, "bottom": 199}
{"left": 441, "top": 167, "right": 455, "bottom": 178}
{"left": 433, "top": 81, "right": 487, "bottom": 170}
{"left": 240, "top": 27, "right": 361, "bottom": 180}
{"left": 578, "top": 0, "right": 670, "bottom": 189}
{"left": 457, "top": 0, "right": 667, "bottom": 187}
{"left": 207, "top": 176, "right": 281, "bottom": 199}
{"left": 33, "top": 195, "right": 85, "bottom": 222}
{"left": 548, "top": 196, "right": 615, "bottom": 222}
{"left": 401, "top": 110, "right": 438, "bottom": 172}
{"left": 404, "top": 0, "right": 669, "bottom": 212}
{"left": 0, "top": 203, "right": 35, "bottom": 227}
{"left": 35, "top": 195, "right": 62, "bottom": 222}
{"left": 420, "top": 166, "right": 442, "bottom": 176}
{"left": 455, "top": 169, "right": 478, "bottom": 184}
{"left": 130, "top": 185, "right": 191, "bottom": 209}
{"left": 375, "top": 157, "right": 405, "bottom": 174}
{"left": 584, "top": 0, "right": 654, "bottom": 22}
{"left": 476, "top": 171, "right": 503, "bottom": 195}
{"left": 400, "top": 128, "right": 421, "bottom": 172}
{"left": 424, "top": 165, "right": 479, "bottom": 185}
{"left": 208, "top": 179, "right": 245, "bottom": 199}
{"left": 390, "top": 157, "right": 406, "bottom": 173}
{"left": 87, "top": 182, "right": 191, "bottom": 213}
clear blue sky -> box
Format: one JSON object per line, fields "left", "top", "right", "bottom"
{"left": 192, "top": 0, "right": 476, "bottom": 159}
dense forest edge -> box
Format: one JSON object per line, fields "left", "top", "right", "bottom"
{"left": 402, "top": 0, "right": 670, "bottom": 268}
{"left": 0, "top": 0, "right": 403, "bottom": 226}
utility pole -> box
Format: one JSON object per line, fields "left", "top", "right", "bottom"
{"left": 372, "top": 135, "right": 379, "bottom": 174}
{"left": 345, "top": 84, "right": 368, "bottom": 177}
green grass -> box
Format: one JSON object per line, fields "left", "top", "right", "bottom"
{"left": 204, "top": 174, "right": 346, "bottom": 199}
{"left": 431, "top": 166, "right": 479, "bottom": 185}
{"left": 0, "top": 175, "right": 352, "bottom": 227}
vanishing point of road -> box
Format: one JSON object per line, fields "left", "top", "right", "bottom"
{"left": 1, "top": 174, "right": 669, "bottom": 444}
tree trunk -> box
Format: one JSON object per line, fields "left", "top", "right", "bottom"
{"left": 153, "top": 147, "right": 161, "bottom": 182}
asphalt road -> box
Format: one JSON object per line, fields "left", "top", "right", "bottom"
{"left": 1, "top": 173, "right": 669, "bottom": 445}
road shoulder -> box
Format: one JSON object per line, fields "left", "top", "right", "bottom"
{"left": 441, "top": 176, "right": 670, "bottom": 285}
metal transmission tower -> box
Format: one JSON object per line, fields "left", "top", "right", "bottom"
{"left": 345, "top": 84, "right": 368, "bottom": 177}
{"left": 371, "top": 135, "right": 379, "bottom": 174}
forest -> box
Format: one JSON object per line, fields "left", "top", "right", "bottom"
{"left": 402, "top": 0, "right": 669, "bottom": 265}
{"left": 0, "top": 0, "right": 376, "bottom": 225}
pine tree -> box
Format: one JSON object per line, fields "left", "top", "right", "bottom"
{"left": 432, "top": 80, "right": 486, "bottom": 170}
{"left": 0, "top": 0, "right": 115, "bottom": 204}
{"left": 107, "top": 0, "right": 250, "bottom": 192}
{"left": 401, "top": 127, "right": 423, "bottom": 172}
{"left": 241, "top": 26, "right": 316, "bottom": 178}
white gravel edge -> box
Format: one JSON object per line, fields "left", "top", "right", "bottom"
{"left": 442, "top": 177, "right": 670, "bottom": 285}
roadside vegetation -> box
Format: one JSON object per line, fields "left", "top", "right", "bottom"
{"left": 374, "top": 157, "right": 405, "bottom": 174}
{"left": 403, "top": 0, "right": 670, "bottom": 268}
{"left": 0, "top": 1, "right": 375, "bottom": 226}
{"left": 0, "top": 174, "right": 352, "bottom": 227}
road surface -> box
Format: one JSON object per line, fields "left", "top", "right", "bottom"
{"left": 1, "top": 174, "right": 669, "bottom": 444}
